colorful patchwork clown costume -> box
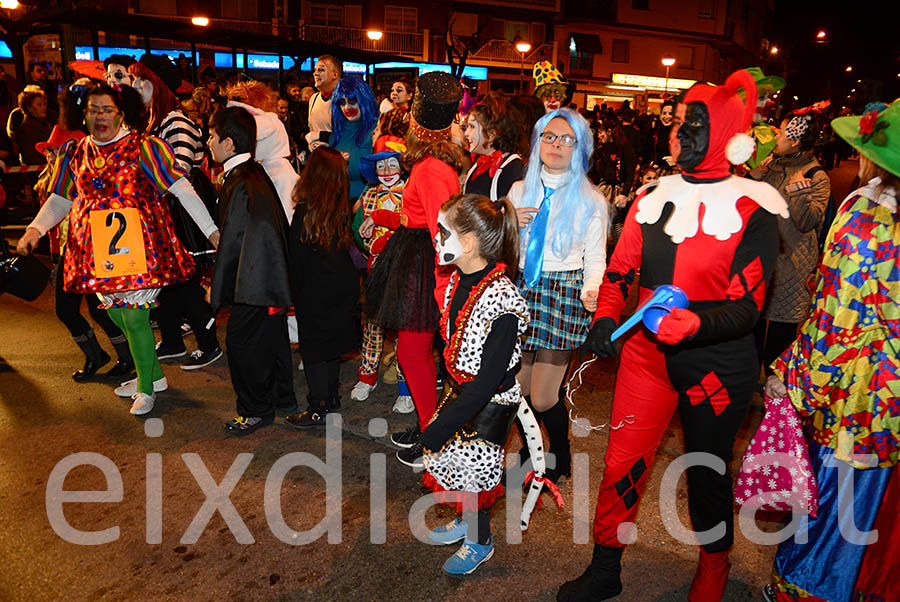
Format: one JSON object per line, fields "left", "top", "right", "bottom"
{"left": 561, "top": 70, "right": 786, "bottom": 602}
{"left": 351, "top": 151, "right": 411, "bottom": 408}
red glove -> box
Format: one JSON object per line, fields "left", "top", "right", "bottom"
{"left": 656, "top": 307, "right": 700, "bottom": 344}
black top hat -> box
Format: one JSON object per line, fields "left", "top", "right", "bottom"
{"left": 139, "top": 53, "right": 181, "bottom": 94}
{"left": 410, "top": 72, "right": 462, "bottom": 134}
{"left": 103, "top": 54, "right": 135, "bottom": 70}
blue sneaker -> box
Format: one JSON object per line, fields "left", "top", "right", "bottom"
{"left": 429, "top": 518, "right": 467, "bottom": 546}
{"left": 442, "top": 537, "right": 494, "bottom": 576}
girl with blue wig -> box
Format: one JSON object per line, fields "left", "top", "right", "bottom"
{"left": 331, "top": 76, "right": 376, "bottom": 200}
{"left": 508, "top": 108, "right": 609, "bottom": 483}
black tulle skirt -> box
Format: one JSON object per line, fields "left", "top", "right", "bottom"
{"left": 364, "top": 227, "right": 439, "bottom": 332}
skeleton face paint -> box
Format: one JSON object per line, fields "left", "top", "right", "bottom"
{"left": 672, "top": 101, "right": 709, "bottom": 171}
{"left": 376, "top": 157, "right": 401, "bottom": 187}
{"left": 464, "top": 114, "right": 485, "bottom": 154}
{"left": 434, "top": 212, "right": 465, "bottom": 266}
{"left": 105, "top": 64, "right": 133, "bottom": 88}
{"left": 339, "top": 98, "right": 361, "bottom": 121}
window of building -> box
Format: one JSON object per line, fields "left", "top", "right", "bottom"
{"left": 310, "top": 5, "right": 343, "bottom": 27}
{"left": 698, "top": 0, "right": 715, "bottom": 19}
{"left": 677, "top": 46, "right": 694, "bottom": 69}
{"left": 138, "top": 0, "right": 176, "bottom": 15}
{"left": 611, "top": 38, "right": 630, "bottom": 63}
{"left": 222, "top": 0, "right": 258, "bottom": 20}
{"left": 504, "top": 21, "right": 529, "bottom": 42}
{"left": 385, "top": 6, "right": 417, "bottom": 32}
{"left": 632, "top": 0, "right": 649, "bottom": 10}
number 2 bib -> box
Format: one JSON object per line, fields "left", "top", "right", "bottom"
{"left": 89, "top": 208, "right": 148, "bottom": 277}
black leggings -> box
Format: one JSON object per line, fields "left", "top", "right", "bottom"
{"left": 54, "top": 261, "right": 123, "bottom": 339}
{"left": 156, "top": 274, "right": 219, "bottom": 353}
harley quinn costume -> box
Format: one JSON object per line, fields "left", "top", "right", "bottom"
{"left": 560, "top": 70, "right": 787, "bottom": 602}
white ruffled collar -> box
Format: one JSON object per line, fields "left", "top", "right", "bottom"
{"left": 634, "top": 174, "right": 789, "bottom": 243}
{"left": 857, "top": 177, "right": 898, "bottom": 213}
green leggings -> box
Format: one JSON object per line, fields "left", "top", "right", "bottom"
{"left": 106, "top": 307, "right": 163, "bottom": 395}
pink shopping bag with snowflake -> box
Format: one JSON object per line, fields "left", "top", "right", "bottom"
{"left": 734, "top": 394, "right": 819, "bottom": 517}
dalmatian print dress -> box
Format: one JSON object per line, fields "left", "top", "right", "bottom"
{"left": 423, "top": 268, "right": 529, "bottom": 494}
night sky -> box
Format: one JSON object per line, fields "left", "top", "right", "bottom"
{"left": 768, "top": 0, "right": 900, "bottom": 108}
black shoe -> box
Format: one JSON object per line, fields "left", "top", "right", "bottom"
{"left": 285, "top": 407, "right": 327, "bottom": 429}
{"left": 557, "top": 545, "right": 623, "bottom": 602}
{"left": 391, "top": 425, "right": 421, "bottom": 448}
{"left": 328, "top": 391, "right": 342, "bottom": 411}
{"left": 103, "top": 359, "right": 136, "bottom": 379}
{"left": 180, "top": 347, "right": 223, "bottom": 371}
{"left": 397, "top": 441, "right": 425, "bottom": 468}
{"left": 73, "top": 333, "right": 111, "bottom": 382}
{"left": 155, "top": 342, "right": 187, "bottom": 360}
{"left": 224, "top": 415, "right": 273, "bottom": 437}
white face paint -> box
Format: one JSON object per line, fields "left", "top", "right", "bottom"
{"left": 463, "top": 114, "right": 485, "bottom": 154}
{"left": 340, "top": 98, "right": 361, "bottom": 121}
{"left": 105, "top": 64, "right": 133, "bottom": 88}
{"left": 434, "top": 211, "right": 465, "bottom": 266}
{"left": 132, "top": 76, "right": 153, "bottom": 106}
{"left": 376, "top": 157, "right": 401, "bottom": 187}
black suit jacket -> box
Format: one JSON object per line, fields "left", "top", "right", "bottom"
{"left": 210, "top": 158, "right": 293, "bottom": 309}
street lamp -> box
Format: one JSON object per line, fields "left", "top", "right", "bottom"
{"left": 191, "top": 16, "right": 209, "bottom": 26}
{"left": 661, "top": 56, "right": 676, "bottom": 97}
{"left": 514, "top": 37, "right": 531, "bottom": 92}
{"left": 845, "top": 65, "right": 852, "bottom": 72}
{"left": 0, "top": 0, "right": 19, "bottom": 8}
{"left": 367, "top": 29, "right": 383, "bottom": 52}
{"left": 770, "top": 46, "right": 779, "bottom": 55}
{"left": 816, "top": 30, "right": 826, "bottom": 40}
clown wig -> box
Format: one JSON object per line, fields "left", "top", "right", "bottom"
{"left": 225, "top": 81, "right": 278, "bottom": 114}
{"left": 519, "top": 108, "right": 602, "bottom": 259}
{"left": 128, "top": 61, "right": 178, "bottom": 134}
{"left": 331, "top": 76, "right": 377, "bottom": 147}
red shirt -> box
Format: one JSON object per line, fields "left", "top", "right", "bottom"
{"left": 401, "top": 156, "right": 460, "bottom": 305}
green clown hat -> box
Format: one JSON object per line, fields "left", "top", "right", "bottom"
{"left": 744, "top": 67, "right": 785, "bottom": 96}
{"left": 833, "top": 99, "right": 900, "bottom": 178}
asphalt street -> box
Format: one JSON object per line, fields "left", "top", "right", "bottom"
{"left": 0, "top": 160, "right": 861, "bottom": 601}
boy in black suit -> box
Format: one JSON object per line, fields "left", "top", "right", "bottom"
{"left": 208, "top": 106, "right": 295, "bottom": 435}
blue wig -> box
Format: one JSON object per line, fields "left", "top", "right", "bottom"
{"left": 519, "top": 108, "right": 603, "bottom": 259}
{"left": 331, "top": 76, "right": 377, "bottom": 147}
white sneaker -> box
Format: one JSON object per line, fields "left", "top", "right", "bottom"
{"left": 351, "top": 381, "right": 376, "bottom": 401}
{"left": 392, "top": 395, "right": 415, "bottom": 414}
{"left": 129, "top": 392, "right": 155, "bottom": 415}
{"left": 115, "top": 376, "right": 168, "bottom": 398}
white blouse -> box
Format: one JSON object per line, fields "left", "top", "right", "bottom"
{"left": 507, "top": 168, "right": 609, "bottom": 296}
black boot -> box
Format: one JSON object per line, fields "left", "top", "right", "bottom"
{"left": 72, "top": 330, "right": 111, "bottom": 382}
{"left": 103, "top": 335, "right": 135, "bottom": 379}
{"left": 542, "top": 396, "right": 572, "bottom": 483}
{"left": 557, "top": 544, "right": 624, "bottom": 602}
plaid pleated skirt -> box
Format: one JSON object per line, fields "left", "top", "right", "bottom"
{"left": 517, "top": 269, "right": 591, "bottom": 351}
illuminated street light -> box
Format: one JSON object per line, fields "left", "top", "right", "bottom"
{"left": 0, "top": 0, "right": 19, "bottom": 8}
{"left": 515, "top": 41, "right": 532, "bottom": 53}
{"left": 367, "top": 30, "right": 383, "bottom": 41}
{"left": 661, "top": 56, "right": 676, "bottom": 97}
{"left": 191, "top": 16, "right": 209, "bottom": 26}
{"left": 845, "top": 66, "right": 852, "bottom": 72}
{"left": 513, "top": 37, "right": 531, "bottom": 92}
{"left": 816, "top": 30, "right": 826, "bottom": 39}
{"left": 770, "top": 46, "right": 779, "bottom": 55}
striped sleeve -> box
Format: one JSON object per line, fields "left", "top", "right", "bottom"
{"left": 155, "top": 111, "right": 204, "bottom": 171}
{"left": 48, "top": 139, "right": 78, "bottom": 200}
{"left": 139, "top": 135, "right": 189, "bottom": 192}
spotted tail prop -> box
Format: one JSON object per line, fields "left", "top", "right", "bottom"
{"left": 518, "top": 398, "right": 547, "bottom": 530}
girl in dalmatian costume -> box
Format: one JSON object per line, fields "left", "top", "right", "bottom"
{"left": 563, "top": 70, "right": 786, "bottom": 602}
{"left": 419, "top": 193, "right": 529, "bottom": 576}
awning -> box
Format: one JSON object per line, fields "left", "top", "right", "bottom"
{"left": 569, "top": 33, "right": 603, "bottom": 54}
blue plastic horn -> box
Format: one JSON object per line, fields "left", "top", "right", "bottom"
{"left": 610, "top": 285, "right": 689, "bottom": 341}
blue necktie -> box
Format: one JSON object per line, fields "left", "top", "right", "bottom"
{"left": 523, "top": 186, "right": 554, "bottom": 288}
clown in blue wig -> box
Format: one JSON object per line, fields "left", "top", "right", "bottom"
{"left": 332, "top": 76, "right": 377, "bottom": 199}
{"left": 506, "top": 106, "right": 609, "bottom": 490}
